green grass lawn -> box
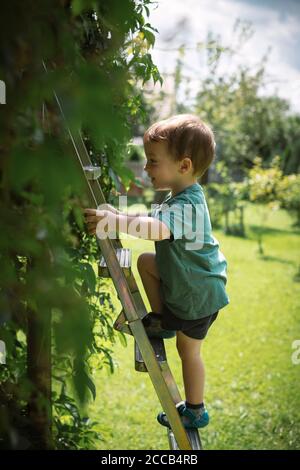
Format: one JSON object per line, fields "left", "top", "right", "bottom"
{"left": 88, "top": 202, "right": 300, "bottom": 450}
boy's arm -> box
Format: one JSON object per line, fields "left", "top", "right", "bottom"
{"left": 84, "top": 209, "right": 171, "bottom": 241}
{"left": 115, "top": 213, "right": 171, "bottom": 241}
{"left": 101, "top": 203, "right": 150, "bottom": 218}
{"left": 120, "top": 211, "right": 151, "bottom": 217}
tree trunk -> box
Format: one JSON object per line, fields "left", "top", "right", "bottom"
{"left": 27, "top": 305, "right": 53, "bottom": 449}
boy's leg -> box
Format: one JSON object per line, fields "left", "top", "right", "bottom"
{"left": 137, "top": 253, "right": 163, "bottom": 314}
{"left": 176, "top": 331, "right": 204, "bottom": 404}
{"left": 157, "top": 331, "right": 208, "bottom": 428}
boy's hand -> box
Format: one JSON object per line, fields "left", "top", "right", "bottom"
{"left": 83, "top": 208, "right": 171, "bottom": 241}
{"left": 84, "top": 208, "right": 115, "bottom": 235}
{"left": 99, "top": 203, "right": 120, "bottom": 215}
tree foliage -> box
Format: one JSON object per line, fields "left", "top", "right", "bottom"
{"left": 164, "top": 25, "right": 300, "bottom": 179}
{"left": 0, "top": 0, "right": 162, "bottom": 449}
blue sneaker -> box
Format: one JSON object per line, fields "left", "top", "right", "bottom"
{"left": 142, "top": 312, "right": 176, "bottom": 339}
{"left": 157, "top": 403, "right": 209, "bottom": 429}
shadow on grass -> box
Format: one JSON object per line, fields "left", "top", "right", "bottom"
{"left": 258, "top": 255, "right": 296, "bottom": 266}
{"left": 219, "top": 224, "right": 299, "bottom": 241}
{"left": 248, "top": 224, "right": 300, "bottom": 238}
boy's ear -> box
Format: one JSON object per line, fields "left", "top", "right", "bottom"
{"left": 179, "top": 157, "right": 193, "bottom": 173}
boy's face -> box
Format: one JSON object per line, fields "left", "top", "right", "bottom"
{"left": 144, "top": 141, "right": 191, "bottom": 191}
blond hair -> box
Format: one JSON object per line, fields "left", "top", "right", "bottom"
{"left": 143, "top": 114, "right": 216, "bottom": 177}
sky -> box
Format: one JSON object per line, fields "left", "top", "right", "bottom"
{"left": 146, "top": 0, "right": 300, "bottom": 114}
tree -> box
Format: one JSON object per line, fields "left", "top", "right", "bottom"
{"left": 278, "top": 174, "right": 300, "bottom": 228}
{"left": 0, "top": 0, "right": 162, "bottom": 449}
{"left": 155, "top": 23, "right": 300, "bottom": 182}
{"left": 246, "top": 156, "right": 283, "bottom": 255}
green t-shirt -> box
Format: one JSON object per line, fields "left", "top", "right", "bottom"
{"left": 149, "top": 182, "right": 229, "bottom": 320}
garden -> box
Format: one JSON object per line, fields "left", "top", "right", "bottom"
{"left": 0, "top": 0, "right": 299, "bottom": 452}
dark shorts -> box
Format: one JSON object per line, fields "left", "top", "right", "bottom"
{"left": 161, "top": 304, "right": 219, "bottom": 340}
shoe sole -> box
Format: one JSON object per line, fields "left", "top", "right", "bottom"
{"left": 142, "top": 313, "right": 176, "bottom": 339}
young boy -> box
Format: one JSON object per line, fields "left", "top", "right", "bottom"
{"left": 84, "top": 114, "right": 229, "bottom": 430}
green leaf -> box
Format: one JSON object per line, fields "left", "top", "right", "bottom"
{"left": 79, "top": 263, "right": 96, "bottom": 294}
{"left": 143, "top": 29, "right": 156, "bottom": 47}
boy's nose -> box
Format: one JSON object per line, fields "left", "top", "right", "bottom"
{"left": 143, "top": 167, "right": 152, "bottom": 180}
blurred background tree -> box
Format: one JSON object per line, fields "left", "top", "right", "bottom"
{"left": 278, "top": 173, "right": 300, "bottom": 228}
{"left": 246, "top": 156, "right": 283, "bottom": 255}
{"left": 140, "top": 23, "right": 300, "bottom": 237}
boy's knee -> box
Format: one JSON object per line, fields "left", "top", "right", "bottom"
{"left": 137, "top": 253, "right": 147, "bottom": 272}
{"left": 176, "top": 343, "right": 190, "bottom": 361}
{"left": 177, "top": 347, "right": 201, "bottom": 361}
{"left": 137, "top": 252, "right": 155, "bottom": 272}
{"left": 176, "top": 334, "right": 202, "bottom": 360}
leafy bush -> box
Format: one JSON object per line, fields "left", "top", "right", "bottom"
{"left": 246, "top": 156, "right": 283, "bottom": 206}
{"left": 0, "top": 0, "right": 162, "bottom": 449}
{"left": 206, "top": 162, "right": 247, "bottom": 236}
{"left": 277, "top": 174, "right": 300, "bottom": 227}
{"left": 245, "top": 155, "right": 283, "bottom": 254}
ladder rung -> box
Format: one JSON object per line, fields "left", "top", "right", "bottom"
{"left": 113, "top": 310, "right": 133, "bottom": 336}
{"left": 98, "top": 248, "right": 132, "bottom": 278}
{"left": 113, "top": 310, "right": 127, "bottom": 330}
{"left": 134, "top": 338, "right": 167, "bottom": 373}
{"left": 84, "top": 165, "right": 101, "bottom": 180}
